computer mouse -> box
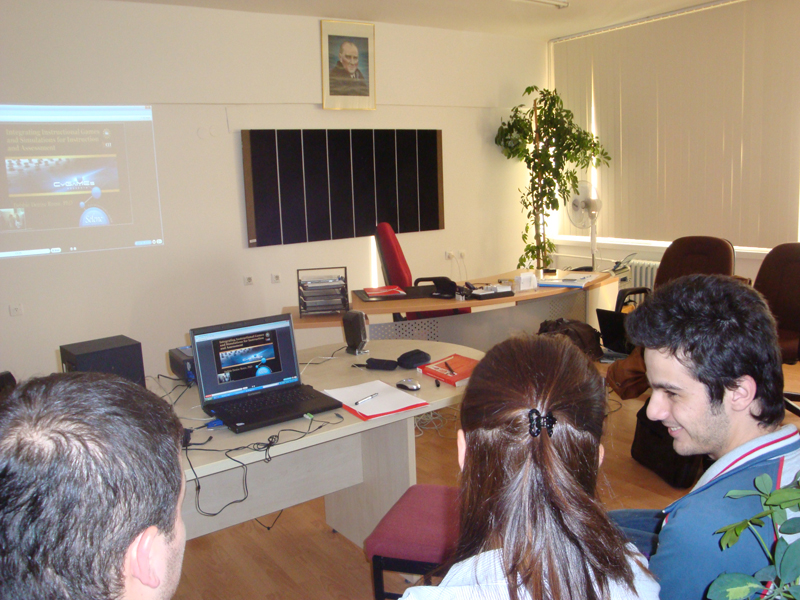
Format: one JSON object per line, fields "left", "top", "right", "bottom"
{"left": 396, "top": 378, "right": 421, "bottom": 391}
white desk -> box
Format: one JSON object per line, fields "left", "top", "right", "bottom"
{"left": 288, "top": 270, "right": 618, "bottom": 353}
{"left": 174, "top": 339, "right": 483, "bottom": 547}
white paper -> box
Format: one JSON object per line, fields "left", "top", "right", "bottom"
{"left": 323, "top": 380, "right": 427, "bottom": 418}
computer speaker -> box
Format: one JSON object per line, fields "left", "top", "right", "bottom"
{"left": 343, "top": 310, "right": 369, "bottom": 355}
{"left": 60, "top": 335, "right": 146, "bottom": 386}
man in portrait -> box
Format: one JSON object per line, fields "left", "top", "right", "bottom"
{"left": 329, "top": 38, "right": 369, "bottom": 97}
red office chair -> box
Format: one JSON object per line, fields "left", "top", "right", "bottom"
{"left": 375, "top": 223, "right": 470, "bottom": 321}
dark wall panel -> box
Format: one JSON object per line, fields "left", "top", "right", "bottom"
{"left": 247, "top": 130, "right": 281, "bottom": 246}
{"left": 243, "top": 129, "right": 442, "bottom": 247}
{"left": 374, "top": 130, "right": 398, "bottom": 232}
{"left": 277, "top": 130, "right": 307, "bottom": 244}
{"left": 327, "top": 130, "right": 354, "bottom": 240}
{"left": 396, "top": 130, "right": 419, "bottom": 233}
{"left": 302, "top": 130, "right": 331, "bottom": 243}
{"left": 351, "top": 130, "right": 376, "bottom": 238}
{"left": 417, "top": 130, "right": 442, "bottom": 231}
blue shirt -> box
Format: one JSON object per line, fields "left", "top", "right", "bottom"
{"left": 650, "top": 424, "right": 800, "bottom": 600}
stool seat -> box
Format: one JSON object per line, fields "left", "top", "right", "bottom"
{"left": 364, "top": 484, "right": 459, "bottom": 600}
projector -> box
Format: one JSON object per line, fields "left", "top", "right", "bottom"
{"left": 168, "top": 345, "right": 195, "bottom": 384}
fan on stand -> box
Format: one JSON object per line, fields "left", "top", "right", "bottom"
{"left": 568, "top": 180, "right": 602, "bottom": 271}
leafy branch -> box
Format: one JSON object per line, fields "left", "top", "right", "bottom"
{"left": 495, "top": 86, "right": 610, "bottom": 270}
{"left": 708, "top": 472, "right": 800, "bottom": 600}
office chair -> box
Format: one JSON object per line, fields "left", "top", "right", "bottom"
{"left": 363, "top": 484, "right": 459, "bottom": 600}
{"left": 374, "top": 222, "right": 470, "bottom": 321}
{"left": 614, "top": 236, "right": 735, "bottom": 311}
{"left": 753, "top": 243, "right": 800, "bottom": 365}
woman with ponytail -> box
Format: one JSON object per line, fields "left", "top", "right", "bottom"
{"left": 402, "top": 334, "right": 660, "bottom": 600}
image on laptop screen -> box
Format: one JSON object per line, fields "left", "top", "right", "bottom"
{"left": 192, "top": 315, "right": 301, "bottom": 408}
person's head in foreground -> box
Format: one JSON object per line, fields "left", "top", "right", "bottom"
{"left": 0, "top": 372, "right": 186, "bottom": 600}
{"left": 448, "top": 334, "right": 655, "bottom": 600}
{"left": 625, "top": 273, "right": 784, "bottom": 460}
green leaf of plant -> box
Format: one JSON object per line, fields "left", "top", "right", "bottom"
{"left": 755, "top": 474, "right": 774, "bottom": 495}
{"left": 777, "top": 537, "right": 790, "bottom": 578}
{"left": 774, "top": 507, "right": 788, "bottom": 528}
{"left": 753, "top": 564, "right": 777, "bottom": 582}
{"left": 719, "top": 527, "right": 741, "bottom": 550}
{"left": 726, "top": 489, "right": 764, "bottom": 499}
{"left": 787, "top": 584, "right": 800, "bottom": 598}
{"left": 780, "top": 539, "right": 800, "bottom": 583}
{"left": 781, "top": 518, "right": 800, "bottom": 535}
{"left": 706, "top": 573, "right": 765, "bottom": 600}
{"left": 766, "top": 489, "right": 800, "bottom": 507}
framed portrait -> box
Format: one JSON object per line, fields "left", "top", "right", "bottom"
{"left": 321, "top": 20, "right": 376, "bottom": 110}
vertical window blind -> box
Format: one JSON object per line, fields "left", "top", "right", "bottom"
{"left": 552, "top": 0, "right": 800, "bottom": 249}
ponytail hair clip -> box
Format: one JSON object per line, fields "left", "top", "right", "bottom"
{"left": 529, "top": 408, "right": 557, "bottom": 438}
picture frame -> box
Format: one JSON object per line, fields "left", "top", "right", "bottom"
{"left": 321, "top": 20, "right": 376, "bottom": 110}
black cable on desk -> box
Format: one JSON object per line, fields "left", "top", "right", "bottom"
{"left": 298, "top": 345, "right": 348, "bottom": 366}
{"left": 183, "top": 412, "right": 344, "bottom": 517}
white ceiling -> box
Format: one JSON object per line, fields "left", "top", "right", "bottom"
{"left": 108, "top": 0, "right": 723, "bottom": 40}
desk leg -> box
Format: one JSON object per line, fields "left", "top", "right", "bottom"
{"left": 324, "top": 418, "right": 416, "bottom": 548}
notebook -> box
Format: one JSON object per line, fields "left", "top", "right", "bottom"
{"left": 190, "top": 314, "right": 342, "bottom": 433}
{"left": 596, "top": 308, "right": 634, "bottom": 356}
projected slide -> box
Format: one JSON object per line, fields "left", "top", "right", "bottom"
{"left": 0, "top": 106, "right": 164, "bottom": 258}
{"left": 212, "top": 331, "right": 283, "bottom": 383}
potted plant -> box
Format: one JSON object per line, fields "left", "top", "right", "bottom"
{"left": 708, "top": 471, "right": 800, "bottom": 599}
{"left": 495, "top": 86, "right": 610, "bottom": 270}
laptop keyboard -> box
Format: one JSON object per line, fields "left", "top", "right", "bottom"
{"left": 224, "top": 386, "right": 308, "bottom": 418}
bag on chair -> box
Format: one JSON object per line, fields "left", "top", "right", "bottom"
{"left": 606, "top": 346, "right": 650, "bottom": 400}
{"left": 537, "top": 318, "right": 604, "bottom": 361}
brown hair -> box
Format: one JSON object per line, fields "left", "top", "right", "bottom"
{"left": 452, "top": 334, "right": 639, "bottom": 600}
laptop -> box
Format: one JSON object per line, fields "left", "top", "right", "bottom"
{"left": 596, "top": 308, "right": 634, "bottom": 357}
{"left": 190, "top": 314, "right": 342, "bottom": 433}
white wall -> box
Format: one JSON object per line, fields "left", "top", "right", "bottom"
{"left": 0, "top": 0, "right": 546, "bottom": 379}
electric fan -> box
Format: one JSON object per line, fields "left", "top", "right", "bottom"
{"left": 567, "top": 180, "right": 602, "bottom": 270}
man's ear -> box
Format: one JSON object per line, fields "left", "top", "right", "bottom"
{"left": 599, "top": 443, "right": 605, "bottom": 467}
{"left": 727, "top": 375, "right": 758, "bottom": 413}
{"left": 456, "top": 429, "right": 466, "bottom": 471}
{"left": 127, "top": 526, "right": 162, "bottom": 589}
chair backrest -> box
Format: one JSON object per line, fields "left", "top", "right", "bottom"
{"left": 754, "top": 242, "right": 800, "bottom": 337}
{"left": 375, "top": 222, "right": 413, "bottom": 288}
{"left": 654, "top": 236, "right": 735, "bottom": 289}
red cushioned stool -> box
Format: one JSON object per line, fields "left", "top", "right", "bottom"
{"left": 364, "top": 484, "right": 459, "bottom": 600}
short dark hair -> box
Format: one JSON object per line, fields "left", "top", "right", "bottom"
{"left": 0, "top": 372, "right": 184, "bottom": 600}
{"left": 453, "top": 334, "right": 640, "bottom": 600}
{"left": 625, "top": 274, "right": 784, "bottom": 426}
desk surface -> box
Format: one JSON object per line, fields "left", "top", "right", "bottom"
{"left": 172, "top": 339, "right": 484, "bottom": 542}
{"left": 286, "top": 269, "right": 613, "bottom": 327}
{"left": 174, "top": 338, "right": 483, "bottom": 481}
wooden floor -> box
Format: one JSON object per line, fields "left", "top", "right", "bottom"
{"left": 174, "top": 363, "right": 800, "bottom": 600}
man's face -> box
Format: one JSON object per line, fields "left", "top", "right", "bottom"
{"left": 339, "top": 42, "right": 359, "bottom": 75}
{"left": 644, "top": 348, "right": 732, "bottom": 460}
{"left": 159, "top": 474, "right": 187, "bottom": 600}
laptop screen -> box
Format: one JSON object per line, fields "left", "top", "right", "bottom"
{"left": 191, "top": 314, "right": 301, "bottom": 408}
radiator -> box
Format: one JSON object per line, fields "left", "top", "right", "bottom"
{"left": 630, "top": 259, "right": 660, "bottom": 289}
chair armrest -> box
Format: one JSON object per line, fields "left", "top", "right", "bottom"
{"left": 616, "top": 287, "right": 651, "bottom": 312}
